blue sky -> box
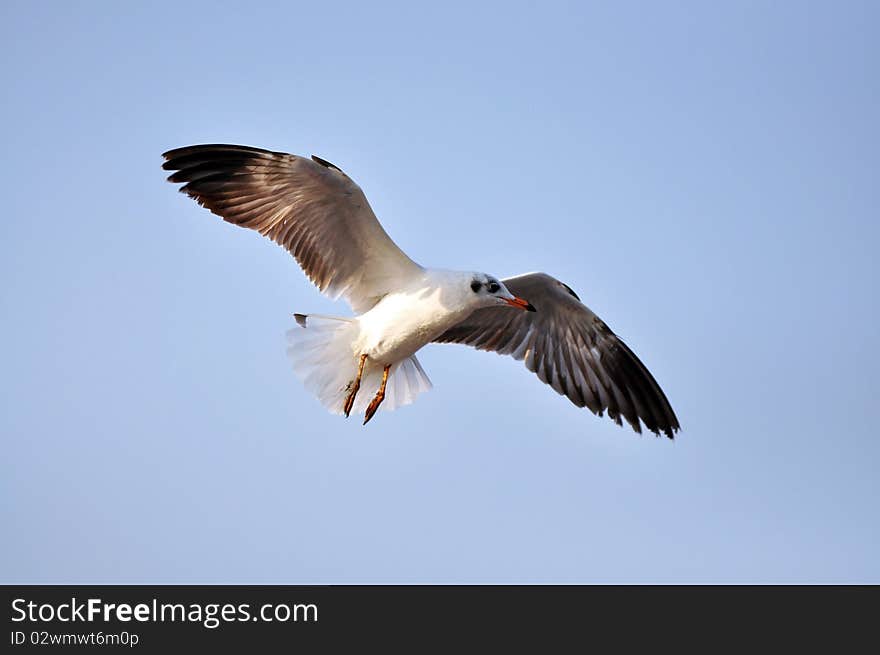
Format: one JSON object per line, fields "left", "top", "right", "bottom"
{"left": 2, "top": 1, "right": 877, "bottom": 582}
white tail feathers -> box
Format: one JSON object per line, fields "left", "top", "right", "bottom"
{"left": 286, "top": 314, "right": 432, "bottom": 416}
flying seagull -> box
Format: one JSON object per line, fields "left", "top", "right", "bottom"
{"left": 162, "top": 144, "right": 679, "bottom": 437}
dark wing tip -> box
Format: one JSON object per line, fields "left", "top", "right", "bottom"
{"left": 647, "top": 417, "right": 680, "bottom": 440}
{"left": 311, "top": 155, "right": 343, "bottom": 172}
{"left": 163, "top": 143, "right": 276, "bottom": 158}
{"left": 161, "top": 144, "right": 281, "bottom": 172}
{"left": 561, "top": 282, "right": 581, "bottom": 301}
{"left": 616, "top": 341, "right": 680, "bottom": 440}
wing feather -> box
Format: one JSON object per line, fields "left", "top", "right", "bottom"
{"left": 163, "top": 144, "right": 422, "bottom": 313}
{"left": 435, "top": 272, "right": 680, "bottom": 438}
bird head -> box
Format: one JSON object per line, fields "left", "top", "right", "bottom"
{"left": 469, "top": 273, "right": 536, "bottom": 312}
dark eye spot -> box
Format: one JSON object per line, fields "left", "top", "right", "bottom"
{"left": 487, "top": 282, "right": 500, "bottom": 293}
{"left": 471, "top": 280, "right": 482, "bottom": 293}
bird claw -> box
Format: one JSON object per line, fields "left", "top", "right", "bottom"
{"left": 343, "top": 354, "right": 368, "bottom": 418}
{"left": 343, "top": 386, "right": 358, "bottom": 418}
{"left": 363, "top": 395, "right": 383, "bottom": 425}
{"left": 362, "top": 363, "right": 391, "bottom": 425}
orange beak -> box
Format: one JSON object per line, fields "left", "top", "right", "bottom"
{"left": 504, "top": 296, "right": 536, "bottom": 312}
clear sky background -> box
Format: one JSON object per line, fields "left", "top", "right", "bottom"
{"left": 2, "top": 1, "right": 877, "bottom": 583}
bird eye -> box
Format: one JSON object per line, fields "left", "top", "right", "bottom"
{"left": 470, "top": 280, "right": 482, "bottom": 293}
{"left": 487, "top": 282, "right": 500, "bottom": 293}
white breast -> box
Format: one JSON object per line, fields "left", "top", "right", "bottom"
{"left": 354, "top": 269, "right": 475, "bottom": 364}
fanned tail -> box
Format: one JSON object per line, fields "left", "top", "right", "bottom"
{"left": 286, "top": 315, "right": 432, "bottom": 415}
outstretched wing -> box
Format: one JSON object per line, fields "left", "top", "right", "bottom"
{"left": 435, "top": 272, "right": 680, "bottom": 438}
{"left": 162, "top": 144, "right": 422, "bottom": 313}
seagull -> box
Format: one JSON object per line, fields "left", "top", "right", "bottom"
{"left": 162, "top": 144, "right": 680, "bottom": 437}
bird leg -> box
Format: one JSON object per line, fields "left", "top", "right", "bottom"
{"left": 343, "top": 354, "right": 368, "bottom": 418}
{"left": 363, "top": 364, "right": 391, "bottom": 425}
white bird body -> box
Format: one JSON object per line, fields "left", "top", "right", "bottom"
{"left": 163, "top": 143, "right": 680, "bottom": 436}
{"left": 288, "top": 268, "right": 514, "bottom": 417}
{"left": 355, "top": 269, "right": 481, "bottom": 363}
